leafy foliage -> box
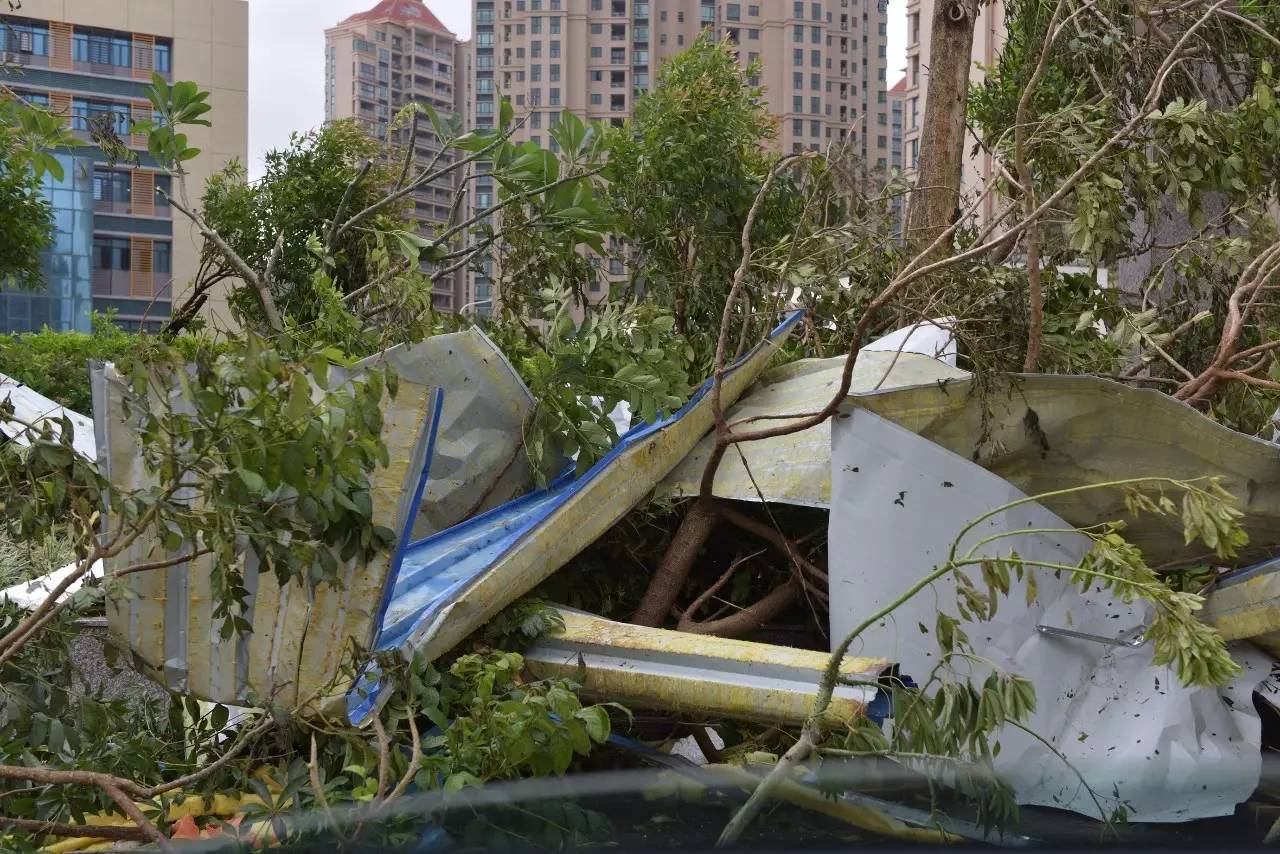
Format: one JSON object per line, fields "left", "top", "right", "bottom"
{"left": 606, "top": 35, "right": 795, "bottom": 359}
{"left": 0, "top": 314, "right": 140, "bottom": 413}
{"left": 201, "top": 121, "right": 410, "bottom": 330}
{"left": 0, "top": 88, "right": 75, "bottom": 290}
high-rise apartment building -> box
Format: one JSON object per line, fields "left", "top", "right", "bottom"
{"left": 0, "top": 0, "right": 248, "bottom": 334}
{"left": 467, "top": 0, "right": 891, "bottom": 310}
{"left": 471, "top": 0, "right": 889, "bottom": 162}
{"left": 889, "top": 74, "right": 905, "bottom": 235}
{"left": 324, "top": 0, "right": 469, "bottom": 311}
{"left": 899, "top": 0, "right": 1006, "bottom": 225}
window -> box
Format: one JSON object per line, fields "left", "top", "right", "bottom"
{"left": 793, "top": 24, "right": 803, "bottom": 42}
{"left": 811, "top": 119, "right": 820, "bottom": 136}
{"left": 531, "top": 16, "right": 542, "bottom": 33}
{"left": 748, "top": 28, "right": 759, "bottom": 39}
{"left": 477, "top": 77, "right": 494, "bottom": 93}
{"left": 792, "top": 118, "right": 803, "bottom": 135}
{"left": 550, "top": 87, "right": 560, "bottom": 105}
{"left": 531, "top": 111, "right": 541, "bottom": 128}
{"left": 1, "top": 19, "right": 49, "bottom": 55}
{"left": 877, "top": 112, "right": 887, "bottom": 125}
{"left": 793, "top": 95, "right": 802, "bottom": 112}
{"left": 793, "top": 1, "right": 804, "bottom": 17}
{"left": 660, "top": 9, "right": 667, "bottom": 20}
{"left": 154, "top": 41, "right": 171, "bottom": 73}
{"left": 792, "top": 71, "right": 803, "bottom": 89}
{"left": 677, "top": 11, "right": 684, "bottom": 22}
{"left": 477, "top": 32, "right": 495, "bottom": 46}
{"left": 612, "top": 23, "right": 626, "bottom": 40}
{"left": 92, "top": 169, "right": 130, "bottom": 204}
{"left": 749, "top": 5, "right": 759, "bottom": 15}
{"left": 531, "top": 40, "right": 541, "bottom": 56}
{"left": 677, "top": 34, "right": 683, "bottom": 44}
{"left": 591, "top": 23, "right": 603, "bottom": 34}
{"left": 530, "top": 87, "right": 541, "bottom": 105}
{"left": 94, "top": 237, "right": 130, "bottom": 271}
{"left": 878, "top": 44, "right": 885, "bottom": 57}
{"left": 531, "top": 64, "right": 541, "bottom": 81}
{"left": 154, "top": 242, "right": 171, "bottom": 275}
{"left": 811, "top": 49, "right": 821, "bottom": 66}
{"left": 591, "top": 93, "right": 602, "bottom": 105}
{"left": 591, "top": 46, "right": 603, "bottom": 57}
{"left": 551, "top": 40, "right": 561, "bottom": 57}
{"left": 611, "top": 47, "right": 625, "bottom": 63}
{"left": 550, "top": 63, "right": 560, "bottom": 81}
{"left": 726, "top": 3, "right": 740, "bottom": 20}
{"left": 633, "top": 49, "right": 648, "bottom": 64}
{"left": 877, "top": 134, "right": 887, "bottom": 147}
{"left": 810, "top": 96, "right": 820, "bottom": 113}
{"left": 591, "top": 69, "right": 604, "bottom": 81}
{"left": 793, "top": 49, "right": 803, "bottom": 65}
{"left": 811, "top": 26, "right": 821, "bottom": 44}
{"left": 551, "top": 16, "right": 561, "bottom": 33}
{"left": 812, "top": 3, "right": 822, "bottom": 20}
{"left": 810, "top": 73, "right": 820, "bottom": 89}
{"left": 591, "top": 0, "right": 602, "bottom": 7}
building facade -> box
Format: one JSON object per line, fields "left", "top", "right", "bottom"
{"left": 888, "top": 74, "right": 904, "bottom": 236}
{"left": 466, "top": 0, "right": 891, "bottom": 311}
{"left": 0, "top": 0, "right": 248, "bottom": 333}
{"left": 471, "top": 0, "right": 890, "bottom": 163}
{"left": 324, "top": 0, "right": 469, "bottom": 312}
{"left": 898, "top": 0, "right": 1006, "bottom": 226}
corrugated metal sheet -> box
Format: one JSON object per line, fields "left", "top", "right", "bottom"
{"left": 351, "top": 311, "right": 805, "bottom": 722}
{"left": 0, "top": 371, "right": 95, "bottom": 459}
{"left": 344, "top": 328, "right": 538, "bottom": 539}
{"left": 95, "top": 356, "right": 443, "bottom": 711}
{"left": 660, "top": 350, "right": 967, "bottom": 507}
{"left": 524, "top": 609, "right": 887, "bottom": 726}
{"left": 855, "top": 374, "right": 1280, "bottom": 567}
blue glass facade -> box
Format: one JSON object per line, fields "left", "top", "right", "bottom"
{"left": 0, "top": 153, "right": 94, "bottom": 333}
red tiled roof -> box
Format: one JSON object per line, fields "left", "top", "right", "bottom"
{"left": 889, "top": 76, "right": 908, "bottom": 94}
{"left": 340, "top": 0, "right": 451, "bottom": 34}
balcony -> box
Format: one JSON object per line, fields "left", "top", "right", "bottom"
{"left": 93, "top": 197, "right": 171, "bottom": 217}
{"left": 92, "top": 269, "right": 172, "bottom": 299}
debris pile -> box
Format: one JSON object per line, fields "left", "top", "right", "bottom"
{"left": 9, "top": 315, "right": 1280, "bottom": 843}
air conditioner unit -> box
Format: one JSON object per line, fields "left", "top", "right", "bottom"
{"left": 17, "top": 32, "right": 33, "bottom": 52}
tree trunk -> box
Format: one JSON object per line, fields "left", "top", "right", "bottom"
{"left": 905, "top": 0, "right": 981, "bottom": 256}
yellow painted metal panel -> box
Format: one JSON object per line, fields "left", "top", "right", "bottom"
{"left": 409, "top": 320, "right": 799, "bottom": 662}
{"left": 524, "top": 610, "right": 889, "bottom": 727}
{"left": 662, "top": 350, "right": 967, "bottom": 506}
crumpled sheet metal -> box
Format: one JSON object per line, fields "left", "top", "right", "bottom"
{"left": 855, "top": 374, "right": 1280, "bottom": 567}
{"left": 0, "top": 371, "right": 95, "bottom": 459}
{"left": 351, "top": 327, "right": 536, "bottom": 539}
{"left": 94, "top": 359, "right": 441, "bottom": 711}
{"left": 523, "top": 609, "right": 886, "bottom": 727}
{"left": 355, "top": 311, "right": 804, "bottom": 722}
{"left": 660, "top": 350, "right": 967, "bottom": 507}
{"left": 1202, "top": 557, "right": 1280, "bottom": 653}
{"left": 828, "top": 403, "right": 1270, "bottom": 823}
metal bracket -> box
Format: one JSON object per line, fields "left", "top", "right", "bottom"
{"left": 1036, "top": 623, "right": 1147, "bottom": 648}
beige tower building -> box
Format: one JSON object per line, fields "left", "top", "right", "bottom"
{"left": 899, "top": 0, "right": 1006, "bottom": 225}
{"left": 0, "top": 0, "right": 248, "bottom": 333}
{"left": 324, "top": 0, "right": 469, "bottom": 311}
{"left": 466, "top": 0, "right": 892, "bottom": 311}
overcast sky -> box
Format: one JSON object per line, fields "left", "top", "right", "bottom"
{"left": 247, "top": 0, "right": 907, "bottom": 179}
